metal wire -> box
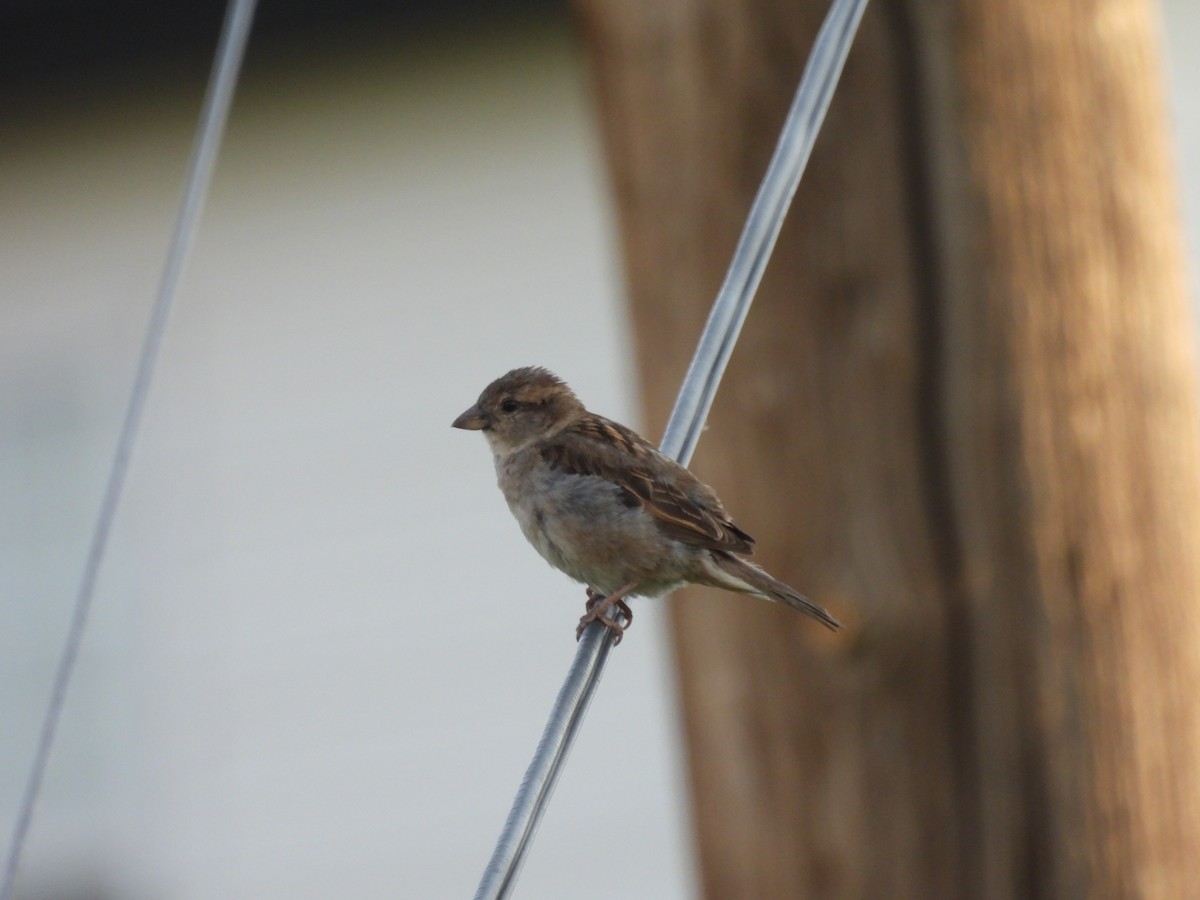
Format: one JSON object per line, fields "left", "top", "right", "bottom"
{"left": 473, "top": 1, "right": 870, "bottom": 897}
{"left": 662, "top": 0, "right": 870, "bottom": 467}
{"left": 0, "top": 3, "right": 258, "bottom": 897}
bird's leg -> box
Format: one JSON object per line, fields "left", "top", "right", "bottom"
{"left": 577, "top": 583, "right": 637, "bottom": 644}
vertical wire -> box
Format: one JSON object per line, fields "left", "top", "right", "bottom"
{"left": 0, "top": 2, "right": 259, "bottom": 897}
{"left": 473, "top": 1, "right": 870, "bottom": 897}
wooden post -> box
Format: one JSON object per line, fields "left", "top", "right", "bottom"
{"left": 575, "top": 0, "right": 1200, "bottom": 895}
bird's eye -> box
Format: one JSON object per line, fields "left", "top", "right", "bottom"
{"left": 500, "top": 398, "right": 519, "bottom": 414}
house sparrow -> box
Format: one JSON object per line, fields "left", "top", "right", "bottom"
{"left": 452, "top": 366, "right": 841, "bottom": 642}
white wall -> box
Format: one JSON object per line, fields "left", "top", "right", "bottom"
{"left": 1163, "top": 0, "right": 1200, "bottom": 281}
{"left": 0, "top": 19, "right": 692, "bottom": 900}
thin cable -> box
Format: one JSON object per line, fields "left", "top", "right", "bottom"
{"left": 473, "top": 1, "right": 870, "bottom": 897}
{"left": 0, "top": 3, "right": 258, "bottom": 896}
{"left": 661, "top": 0, "right": 870, "bottom": 467}
{"left": 474, "top": 623, "right": 618, "bottom": 899}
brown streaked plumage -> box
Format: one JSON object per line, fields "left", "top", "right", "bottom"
{"left": 538, "top": 419, "right": 756, "bottom": 554}
{"left": 452, "top": 366, "right": 840, "bottom": 642}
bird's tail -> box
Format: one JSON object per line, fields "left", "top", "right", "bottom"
{"left": 701, "top": 553, "right": 841, "bottom": 631}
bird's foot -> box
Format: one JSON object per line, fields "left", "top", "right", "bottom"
{"left": 577, "top": 585, "right": 635, "bottom": 644}
{"left": 576, "top": 606, "right": 625, "bottom": 644}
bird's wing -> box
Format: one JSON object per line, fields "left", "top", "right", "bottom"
{"left": 539, "top": 414, "right": 756, "bottom": 554}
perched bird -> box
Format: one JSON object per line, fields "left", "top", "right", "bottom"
{"left": 452, "top": 366, "right": 840, "bottom": 642}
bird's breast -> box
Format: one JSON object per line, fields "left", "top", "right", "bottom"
{"left": 493, "top": 451, "right": 684, "bottom": 595}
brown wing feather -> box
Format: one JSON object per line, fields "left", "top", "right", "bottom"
{"left": 538, "top": 414, "right": 756, "bottom": 554}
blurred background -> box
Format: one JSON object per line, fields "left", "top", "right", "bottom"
{"left": 0, "top": 1, "right": 1196, "bottom": 898}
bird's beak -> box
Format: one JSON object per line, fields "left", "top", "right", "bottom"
{"left": 452, "top": 404, "right": 490, "bottom": 431}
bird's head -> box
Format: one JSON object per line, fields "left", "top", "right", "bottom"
{"left": 452, "top": 366, "right": 584, "bottom": 455}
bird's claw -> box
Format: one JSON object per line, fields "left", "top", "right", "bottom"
{"left": 577, "top": 607, "right": 624, "bottom": 644}
{"left": 578, "top": 589, "right": 633, "bottom": 644}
